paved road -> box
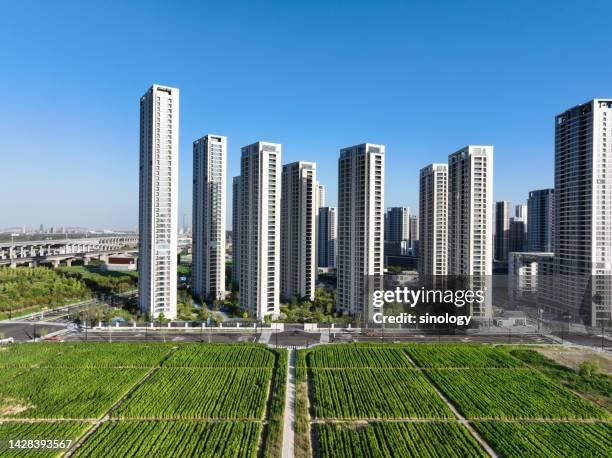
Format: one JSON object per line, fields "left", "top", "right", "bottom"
{"left": 0, "top": 321, "right": 68, "bottom": 341}
{"left": 282, "top": 349, "right": 296, "bottom": 458}
{"left": 0, "top": 291, "right": 138, "bottom": 342}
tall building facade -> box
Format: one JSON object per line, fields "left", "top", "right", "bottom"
{"left": 192, "top": 134, "right": 226, "bottom": 302}
{"left": 409, "top": 214, "right": 419, "bottom": 256}
{"left": 231, "top": 176, "right": 241, "bottom": 286}
{"left": 138, "top": 85, "right": 179, "bottom": 319}
{"left": 554, "top": 99, "right": 612, "bottom": 326}
{"left": 515, "top": 204, "right": 528, "bottom": 224}
{"left": 317, "top": 183, "right": 326, "bottom": 208}
{"left": 385, "top": 207, "right": 410, "bottom": 242}
{"left": 508, "top": 217, "right": 526, "bottom": 253}
{"left": 281, "top": 161, "right": 317, "bottom": 301}
{"left": 239, "top": 142, "right": 282, "bottom": 319}
{"left": 527, "top": 188, "right": 554, "bottom": 252}
{"left": 418, "top": 164, "right": 447, "bottom": 276}
{"left": 494, "top": 201, "right": 511, "bottom": 262}
{"left": 337, "top": 143, "right": 385, "bottom": 317}
{"left": 318, "top": 207, "right": 337, "bottom": 268}
{"left": 447, "top": 145, "right": 494, "bottom": 318}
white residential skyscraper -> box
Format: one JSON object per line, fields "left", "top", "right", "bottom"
{"left": 554, "top": 99, "right": 612, "bottom": 327}
{"left": 447, "top": 145, "right": 493, "bottom": 318}
{"left": 317, "top": 207, "right": 337, "bottom": 268}
{"left": 281, "top": 161, "right": 317, "bottom": 301}
{"left": 138, "top": 84, "right": 179, "bottom": 319}
{"left": 192, "top": 134, "right": 226, "bottom": 302}
{"left": 337, "top": 143, "right": 385, "bottom": 317}
{"left": 317, "top": 183, "right": 326, "bottom": 208}
{"left": 231, "top": 176, "right": 241, "bottom": 286}
{"left": 418, "top": 163, "right": 447, "bottom": 276}
{"left": 239, "top": 142, "right": 281, "bottom": 319}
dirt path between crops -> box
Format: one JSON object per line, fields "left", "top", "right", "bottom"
{"left": 282, "top": 349, "right": 296, "bottom": 458}
{"left": 403, "top": 352, "right": 499, "bottom": 458}
{"left": 63, "top": 346, "right": 179, "bottom": 457}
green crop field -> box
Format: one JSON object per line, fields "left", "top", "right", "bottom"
{"left": 0, "top": 343, "right": 285, "bottom": 457}
{"left": 0, "top": 422, "right": 89, "bottom": 458}
{"left": 299, "top": 344, "right": 612, "bottom": 458}
{"left": 38, "top": 343, "right": 174, "bottom": 368}
{"left": 165, "top": 344, "right": 275, "bottom": 367}
{"left": 473, "top": 422, "right": 612, "bottom": 457}
{"left": 407, "top": 344, "right": 522, "bottom": 368}
{"left": 316, "top": 422, "right": 488, "bottom": 458}
{"left": 0, "top": 342, "right": 609, "bottom": 457}
{"left": 114, "top": 367, "right": 272, "bottom": 419}
{"left": 305, "top": 345, "right": 412, "bottom": 368}
{"left": 73, "top": 421, "right": 261, "bottom": 458}
{"left": 0, "top": 343, "right": 174, "bottom": 368}
{"left": 427, "top": 368, "right": 609, "bottom": 420}
{"left": 310, "top": 367, "right": 453, "bottom": 419}
{"left": 0, "top": 344, "right": 72, "bottom": 368}
{"left": 0, "top": 367, "right": 148, "bottom": 419}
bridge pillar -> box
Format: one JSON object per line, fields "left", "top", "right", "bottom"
{"left": 9, "top": 262, "right": 16, "bottom": 269}
{"left": 28, "top": 261, "right": 38, "bottom": 268}
{"left": 83, "top": 257, "right": 90, "bottom": 266}
{"left": 51, "top": 259, "right": 60, "bottom": 268}
{"left": 65, "top": 259, "right": 73, "bottom": 267}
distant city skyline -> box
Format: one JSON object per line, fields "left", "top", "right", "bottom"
{"left": 2, "top": 1, "right": 612, "bottom": 229}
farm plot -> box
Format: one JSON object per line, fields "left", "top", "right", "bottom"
{"left": 407, "top": 344, "right": 522, "bottom": 368}
{"left": 0, "top": 367, "right": 148, "bottom": 419}
{"left": 0, "top": 343, "right": 173, "bottom": 369}
{"left": 0, "top": 344, "right": 70, "bottom": 368}
{"left": 0, "top": 421, "right": 89, "bottom": 458}
{"left": 165, "top": 344, "right": 275, "bottom": 367}
{"left": 114, "top": 367, "right": 272, "bottom": 419}
{"left": 473, "top": 422, "right": 612, "bottom": 458}
{"left": 0, "top": 368, "right": 26, "bottom": 387}
{"left": 315, "top": 422, "right": 487, "bottom": 458}
{"left": 427, "top": 368, "right": 609, "bottom": 420}
{"left": 304, "top": 345, "right": 413, "bottom": 368}
{"left": 310, "top": 368, "right": 453, "bottom": 419}
{"left": 41, "top": 342, "right": 174, "bottom": 368}
{"left": 73, "top": 420, "right": 261, "bottom": 458}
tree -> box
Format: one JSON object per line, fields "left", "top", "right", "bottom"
{"left": 578, "top": 360, "right": 600, "bottom": 377}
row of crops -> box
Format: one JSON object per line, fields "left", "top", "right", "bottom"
{"left": 406, "top": 344, "right": 522, "bottom": 368}
{"left": 164, "top": 344, "right": 276, "bottom": 367}
{"left": 472, "top": 422, "right": 612, "bottom": 457}
{"left": 427, "top": 368, "right": 609, "bottom": 420}
{"left": 310, "top": 368, "right": 453, "bottom": 419}
{"left": 301, "top": 345, "right": 412, "bottom": 368}
{"left": 316, "top": 422, "right": 487, "bottom": 458}
{"left": 114, "top": 367, "right": 272, "bottom": 419}
{"left": 0, "top": 421, "right": 88, "bottom": 458}
{"left": 73, "top": 421, "right": 261, "bottom": 458}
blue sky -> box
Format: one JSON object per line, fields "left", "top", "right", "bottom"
{"left": 1, "top": 0, "right": 611, "bottom": 230}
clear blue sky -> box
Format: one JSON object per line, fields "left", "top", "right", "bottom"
{"left": 1, "top": 0, "right": 611, "bottom": 230}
